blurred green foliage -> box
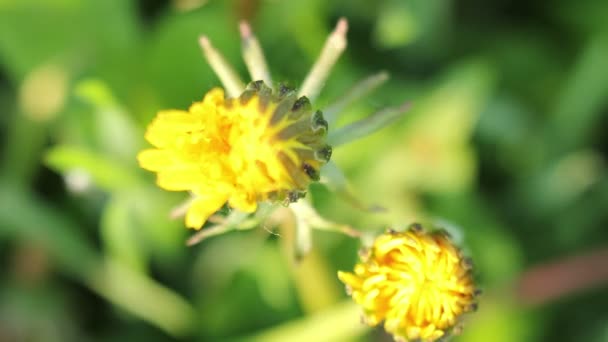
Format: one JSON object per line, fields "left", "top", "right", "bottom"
{"left": 1, "top": 0, "right": 607, "bottom": 341}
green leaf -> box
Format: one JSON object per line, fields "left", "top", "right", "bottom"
{"left": 100, "top": 194, "right": 147, "bottom": 272}
{"left": 549, "top": 35, "right": 608, "bottom": 153}
{"left": 44, "top": 145, "right": 144, "bottom": 191}
{"left": 323, "top": 71, "right": 389, "bottom": 125}
{"left": 88, "top": 258, "right": 198, "bottom": 338}
{"left": 234, "top": 301, "right": 368, "bottom": 342}
{"left": 74, "top": 79, "right": 143, "bottom": 162}
{"left": 0, "top": 183, "right": 195, "bottom": 337}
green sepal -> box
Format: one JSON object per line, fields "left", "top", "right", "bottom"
{"left": 328, "top": 101, "right": 411, "bottom": 147}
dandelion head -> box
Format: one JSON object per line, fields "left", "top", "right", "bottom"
{"left": 338, "top": 225, "right": 478, "bottom": 342}
{"left": 138, "top": 81, "right": 331, "bottom": 229}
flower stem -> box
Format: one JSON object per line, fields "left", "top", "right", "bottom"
{"left": 240, "top": 21, "right": 273, "bottom": 87}
{"left": 198, "top": 36, "right": 245, "bottom": 97}
{"left": 186, "top": 210, "right": 249, "bottom": 246}
{"left": 298, "top": 18, "right": 348, "bottom": 101}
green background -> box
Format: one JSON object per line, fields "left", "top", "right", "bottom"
{"left": 1, "top": 0, "right": 607, "bottom": 341}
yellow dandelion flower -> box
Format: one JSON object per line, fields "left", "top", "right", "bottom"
{"left": 138, "top": 81, "right": 331, "bottom": 229}
{"left": 137, "top": 18, "right": 408, "bottom": 239}
{"left": 136, "top": 18, "right": 348, "bottom": 231}
{"left": 338, "top": 225, "right": 478, "bottom": 342}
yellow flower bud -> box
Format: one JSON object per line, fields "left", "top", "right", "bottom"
{"left": 338, "top": 225, "right": 478, "bottom": 341}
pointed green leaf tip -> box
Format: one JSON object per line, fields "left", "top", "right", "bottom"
{"left": 327, "top": 101, "right": 411, "bottom": 146}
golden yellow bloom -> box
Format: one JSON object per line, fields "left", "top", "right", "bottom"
{"left": 138, "top": 81, "right": 331, "bottom": 229}
{"left": 338, "top": 225, "right": 478, "bottom": 342}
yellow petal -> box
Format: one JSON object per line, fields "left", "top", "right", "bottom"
{"left": 156, "top": 169, "right": 205, "bottom": 191}
{"left": 337, "top": 271, "right": 363, "bottom": 289}
{"left": 137, "top": 149, "right": 174, "bottom": 171}
{"left": 185, "top": 194, "right": 228, "bottom": 229}
{"left": 145, "top": 110, "right": 202, "bottom": 148}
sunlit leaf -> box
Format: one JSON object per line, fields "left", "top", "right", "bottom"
{"left": 44, "top": 145, "right": 144, "bottom": 191}
{"left": 88, "top": 258, "right": 198, "bottom": 337}
{"left": 74, "top": 79, "right": 143, "bottom": 162}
